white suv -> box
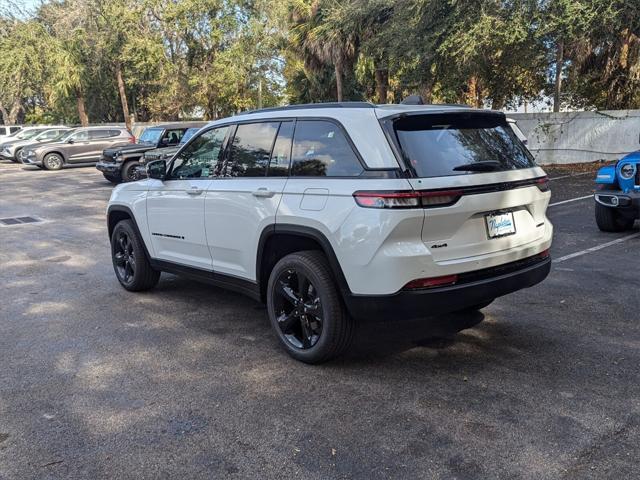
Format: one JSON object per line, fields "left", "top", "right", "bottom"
{"left": 107, "top": 102, "right": 553, "bottom": 363}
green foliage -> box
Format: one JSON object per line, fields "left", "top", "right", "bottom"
{"left": 0, "top": 0, "right": 638, "bottom": 125}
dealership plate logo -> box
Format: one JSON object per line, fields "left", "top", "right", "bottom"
{"left": 485, "top": 212, "right": 516, "bottom": 238}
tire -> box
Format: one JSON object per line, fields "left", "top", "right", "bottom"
{"left": 266, "top": 250, "right": 354, "bottom": 364}
{"left": 16, "top": 149, "right": 27, "bottom": 163}
{"left": 595, "top": 202, "right": 634, "bottom": 232}
{"left": 12, "top": 149, "right": 22, "bottom": 163}
{"left": 122, "top": 160, "right": 142, "bottom": 182}
{"left": 103, "top": 173, "right": 121, "bottom": 184}
{"left": 42, "top": 153, "right": 64, "bottom": 170}
{"left": 110, "top": 219, "right": 160, "bottom": 291}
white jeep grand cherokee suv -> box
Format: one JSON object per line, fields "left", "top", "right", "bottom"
{"left": 107, "top": 102, "right": 553, "bottom": 363}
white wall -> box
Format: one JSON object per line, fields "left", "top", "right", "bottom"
{"left": 509, "top": 110, "right": 640, "bottom": 165}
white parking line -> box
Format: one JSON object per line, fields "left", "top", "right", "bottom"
{"left": 553, "top": 233, "right": 640, "bottom": 263}
{"left": 549, "top": 172, "right": 594, "bottom": 181}
{"left": 549, "top": 195, "right": 593, "bottom": 207}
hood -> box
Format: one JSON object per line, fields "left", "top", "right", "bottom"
{"left": 104, "top": 143, "right": 156, "bottom": 155}
{"left": 143, "top": 145, "right": 181, "bottom": 159}
{"left": 0, "top": 138, "right": 27, "bottom": 148}
{"left": 29, "top": 140, "right": 67, "bottom": 152}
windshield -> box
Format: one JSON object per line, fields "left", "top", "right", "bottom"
{"left": 15, "top": 129, "right": 44, "bottom": 140}
{"left": 180, "top": 128, "right": 200, "bottom": 145}
{"left": 393, "top": 113, "right": 536, "bottom": 178}
{"left": 32, "top": 129, "right": 67, "bottom": 141}
{"left": 57, "top": 130, "right": 77, "bottom": 142}
{"left": 139, "top": 127, "right": 163, "bottom": 144}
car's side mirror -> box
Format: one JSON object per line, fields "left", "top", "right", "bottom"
{"left": 67, "top": 139, "right": 75, "bottom": 144}
{"left": 147, "top": 159, "right": 166, "bottom": 180}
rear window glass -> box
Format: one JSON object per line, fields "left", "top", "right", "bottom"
{"left": 393, "top": 113, "right": 535, "bottom": 178}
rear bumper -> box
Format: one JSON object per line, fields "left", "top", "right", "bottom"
{"left": 343, "top": 254, "right": 551, "bottom": 322}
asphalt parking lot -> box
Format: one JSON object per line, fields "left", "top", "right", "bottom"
{"left": 1, "top": 161, "right": 639, "bottom": 480}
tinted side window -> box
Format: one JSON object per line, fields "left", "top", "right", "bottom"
{"left": 163, "top": 129, "right": 185, "bottom": 146}
{"left": 89, "top": 130, "right": 110, "bottom": 140}
{"left": 291, "top": 120, "right": 363, "bottom": 177}
{"left": 10, "top": 127, "right": 20, "bottom": 133}
{"left": 268, "top": 122, "right": 293, "bottom": 177}
{"left": 40, "top": 130, "right": 61, "bottom": 140}
{"left": 71, "top": 130, "right": 89, "bottom": 141}
{"left": 169, "top": 127, "right": 229, "bottom": 179}
{"left": 223, "top": 122, "right": 279, "bottom": 177}
{"left": 0, "top": 127, "right": 6, "bottom": 135}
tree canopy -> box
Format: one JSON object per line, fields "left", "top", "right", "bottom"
{"left": 0, "top": 0, "right": 637, "bottom": 125}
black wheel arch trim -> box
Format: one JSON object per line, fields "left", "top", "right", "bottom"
{"left": 107, "top": 205, "right": 152, "bottom": 261}
{"left": 256, "top": 223, "right": 354, "bottom": 304}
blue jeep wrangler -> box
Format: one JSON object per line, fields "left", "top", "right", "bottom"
{"left": 594, "top": 152, "right": 640, "bottom": 231}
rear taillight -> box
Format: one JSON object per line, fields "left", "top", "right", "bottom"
{"left": 537, "top": 248, "right": 550, "bottom": 259}
{"left": 129, "top": 136, "right": 136, "bottom": 144}
{"left": 353, "top": 191, "right": 421, "bottom": 209}
{"left": 535, "top": 176, "right": 549, "bottom": 192}
{"left": 353, "top": 190, "right": 463, "bottom": 209}
{"left": 403, "top": 274, "right": 458, "bottom": 290}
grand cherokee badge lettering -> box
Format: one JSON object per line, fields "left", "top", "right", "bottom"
{"left": 152, "top": 232, "right": 185, "bottom": 240}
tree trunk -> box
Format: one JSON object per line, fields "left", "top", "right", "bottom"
{"left": 491, "top": 96, "right": 504, "bottom": 110}
{"left": 115, "top": 61, "right": 131, "bottom": 130}
{"left": 374, "top": 66, "right": 388, "bottom": 104}
{"left": 466, "top": 76, "right": 478, "bottom": 107}
{"left": 0, "top": 103, "right": 8, "bottom": 125}
{"left": 76, "top": 88, "right": 89, "bottom": 126}
{"left": 554, "top": 39, "right": 564, "bottom": 113}
{"left": 7, "top": 100, "right": 22, "bottom": 125}
{"left": 335, "top": 63, "right": 344, "bottom": 102}
{"left": 620, "top": 28, "right": 631, "bottom": 69}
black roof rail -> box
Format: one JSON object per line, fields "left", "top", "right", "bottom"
{"left": 242, "top": 101, "right": 376, "bottom": 115}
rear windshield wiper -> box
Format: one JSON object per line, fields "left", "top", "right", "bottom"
{"left": 452, "top": 160, "right": 502, "bottom": 172}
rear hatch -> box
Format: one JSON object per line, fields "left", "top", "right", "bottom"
{"left": 388, "top": 111, "right": 549, "bottom": 263}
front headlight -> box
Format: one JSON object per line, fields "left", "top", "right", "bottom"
{"left": 620, "top": 163, "right": 635, "bottom": 179}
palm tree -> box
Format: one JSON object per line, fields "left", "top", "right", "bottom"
{"left": 290, "top": 0, "right": 358, "bottom": 102}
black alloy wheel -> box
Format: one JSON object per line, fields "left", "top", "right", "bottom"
{"left": 267, "top": 250, "right": 354, "bottom": 363}
{"left": 110, "top": 219, "right": 160, "bottom": 291}
{"left": 272, "top": 268, "right": 324, "bottom": 349}
{"left": 123, "top": 160, "right": 142, "bottom": 182}
{"left": 113, "top": 230, "right": 136, "bottom": 286}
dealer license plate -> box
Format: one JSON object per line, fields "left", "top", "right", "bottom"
{"left": 485, "top": 211, "right": 516, "bottom": 238}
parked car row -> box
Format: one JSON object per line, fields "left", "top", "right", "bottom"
{"left": 0, "top": 123, "right": 210, "bottom": 184}
{"left": 96, "top": 122, "right": 206, "bottom": 183}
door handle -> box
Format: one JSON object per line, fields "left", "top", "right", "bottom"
{"left": 186, "top": 186, "right": 204, "bottom": 196}
{"left": 252, "top": 188, "right": 275, "bottom": 198}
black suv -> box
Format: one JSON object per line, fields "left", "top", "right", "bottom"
{"left": 96, "top": 122, "right": 206, "bottom": 183}
{"left": 141, "top": 127, "right": 202, "bottom": 165}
